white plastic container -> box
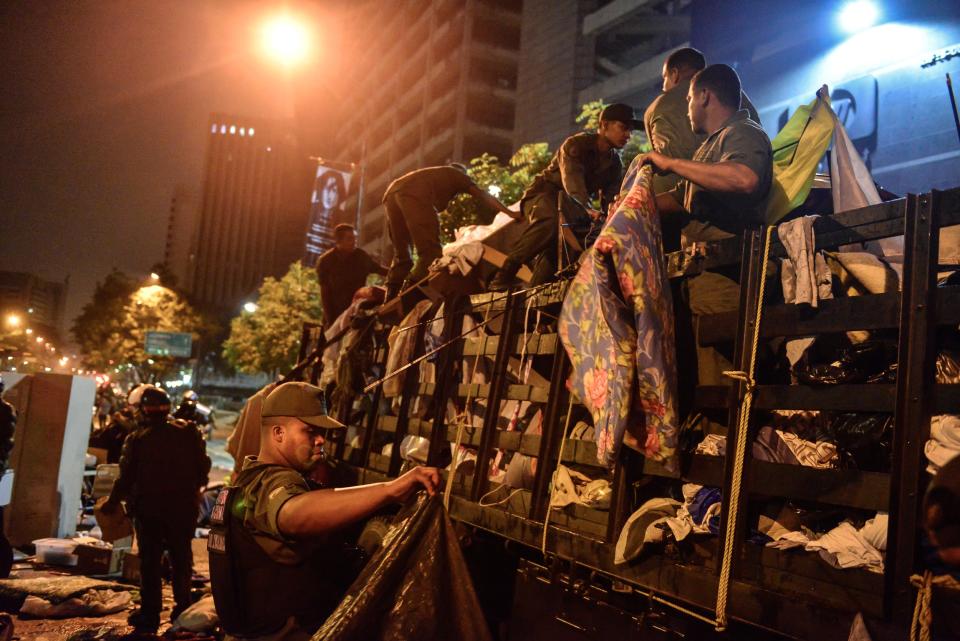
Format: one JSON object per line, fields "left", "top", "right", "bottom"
{"left": 32, "top": 538, "right": 79, "bottom": 566}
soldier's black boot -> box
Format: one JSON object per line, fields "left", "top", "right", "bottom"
{"left": 127, "top": 608, "right": 159, "bottom": 633}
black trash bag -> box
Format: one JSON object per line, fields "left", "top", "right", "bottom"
{"left": 794, "top": 340, "right": 898, "bottom": 385}
{"left": 816, "top": 413, "right": 894, "bottom": 472}
{"left": 312, "top": 493, "right": 493, "bottom": 641}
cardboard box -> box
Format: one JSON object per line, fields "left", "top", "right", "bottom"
{"left": 122, "top": 549, "right": 141, "bottom": 583}
{"left": 75, "top": 543, "right": 127, "bottom": 575}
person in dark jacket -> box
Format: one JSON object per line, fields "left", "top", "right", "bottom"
{"left": 315, "top": 224, "right": 387, "bottom": 327}
{"left": 102, "top": 385, "right": 211, "bottom": 632}
{"left": 489, "top": 103, "right": 635, "bottom": 290}
{"left": 0, "top": 376, "right": 15, "bottom": 578}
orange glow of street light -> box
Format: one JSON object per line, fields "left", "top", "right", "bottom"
{"left": 5, "top": 313, "right": 21, "bottom": 328}
{"left": 260, "top": 13, "right": 312, "bottom": 68}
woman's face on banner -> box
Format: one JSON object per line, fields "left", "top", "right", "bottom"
{"left": 321, "top": 175, "right": 340, "bottom": 210}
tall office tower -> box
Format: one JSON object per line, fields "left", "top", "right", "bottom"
{"left": 190, "top": 114, "right": 312, "bottom": 314}
{"left": 0, "top": 271, "right": 67, "bottom": 341}
{"left": 162, "top": 186, "right": 198, "bottom": 291}
{"left": 335, "top": 0, "right": 523, "bottom": 259}
{"left": 514, "top": 0, "right": 692, "bottom": 148}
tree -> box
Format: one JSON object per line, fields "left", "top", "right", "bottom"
{"left": 72, "top": 269, "right": 137, "bottom": 362}
{"left": 440, "top": 143, "right": 552, "bottom": 242}
{"left": 222, "top": 261, "right": 323, "bottom": 376}
{"left": 73, "top": 269, "right": 208, "bottom": 383}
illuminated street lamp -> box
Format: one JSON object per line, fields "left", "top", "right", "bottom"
{"left": 25, "top": 328, "right": 33, "bottom": 335}
{"left": 243, "top": 301, "right": 259, "bottom": 313}
{"left": 4, "top": 313, "right": 21, "bottom": 328}
{"left": 260, "top": 13, "right": 312, "bottom": 68}
{"left": 36, "top": 336, "right": 44, "bottom": 344}
{"left": 838, "top": 1, "right": 879, "bottom": 33}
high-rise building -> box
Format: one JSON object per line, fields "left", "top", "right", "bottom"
{"left": 162, "top": 185, "right": 198, "bottom": 291}
{"left": 514, "top": 0, "right": 692, "bottom": 148}
{"left": 335, "top": 0, "right": 523, "bottom": 259}
{"left": 189, "top": 114, "right": 313, "bottom": 314}
{"left": 0, "top": 271, "right": 67, "bottom": 340}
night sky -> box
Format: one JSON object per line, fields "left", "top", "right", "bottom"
{"left": 0, "top": 1, "right": 343, "bottom": 336}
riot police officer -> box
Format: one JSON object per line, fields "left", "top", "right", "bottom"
{"left": 102, "top": 385, "right": 211, "bottom": 633}
{"left": 174, "top": 389, "right": 211, "bottom": 439}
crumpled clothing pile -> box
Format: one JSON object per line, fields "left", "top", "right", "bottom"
{"left": 433, "top": 212, "right": 519, "bottom": 276}
{"left": 767, "top": 513, "right": 887, "bottom": 572}
{"left": 548, "top": 465, "right": 611, "bottom": 511}
{"left": 926, "top": 351, "right": 960, "bottom": 474}
{"left": 614, "top": 483, "right": 721, "bottom": 564}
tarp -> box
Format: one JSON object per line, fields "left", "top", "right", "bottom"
{"left": 312, "top": 494, "right": 492, "bottom": 641}
{"left": 766, "top": 85, "right": 835, "bottom": 224}
{"left": 559, "top": 163, "right": 679, "bottom": 472}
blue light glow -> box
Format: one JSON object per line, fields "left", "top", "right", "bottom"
{"left": 838, "top": 1, "right": 880, "bottom": 33}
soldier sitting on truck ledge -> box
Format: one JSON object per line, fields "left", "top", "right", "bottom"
{"left": 636, "top": 63, "right": 773, "bottom": 387}
{"left": 209, "top": 381, "right": 440, "bottom": 641}
{"left": 644, "top": 47, "right": 760, "bottom": 251}
{"left": 489, "top": 103, "right": 635, "bottom": 291}
{"left": 382, "top": 163, "right": 517, "bottom": 300}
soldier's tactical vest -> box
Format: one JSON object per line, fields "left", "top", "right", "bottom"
{"left": 207, "top": 485, "right": 339, "bottom": 637}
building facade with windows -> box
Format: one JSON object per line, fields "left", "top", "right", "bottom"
{"left": 188, "top": 114, "right": 312, "bottom": 314}
{"left": 334, "top": 0, "right": 524, "bottom": 260}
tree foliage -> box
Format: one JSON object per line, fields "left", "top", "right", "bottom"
{"left": 72, "top": 269, "right": 207, "bottom": 383}
{"left": 222, "top": 261, "right": 323, "bottom": 376}
{"left": 439, "top": 143, "right": 552, "bottom": 242}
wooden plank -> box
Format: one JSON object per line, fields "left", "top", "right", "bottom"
{"left": 462, "top": 332, "right": 559, "bottom": 356}
{"left": 472, "top": 291, "right": 519, "bottom": 500}
{"left": 755, "top": 384, "right": 897, "bottom": 411}
{"left": 699, "top": 293, "right": 902, "bottom": 345}
{"left": 696, "top": 384, "right": 897, "bottom": 412}
{"left": 748, "top": 461, "right": 890, "bottom": 511}
{"left": 531, "top": 351, "right": 572, "bottom": 520}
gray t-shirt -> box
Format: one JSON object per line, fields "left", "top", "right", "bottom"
{"left": 670, "top": 109, "right": 773, "bottom": 236}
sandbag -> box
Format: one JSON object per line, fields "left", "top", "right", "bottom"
{"left": 19, "top": 588, "right": 131, "bottom": 618}
{"left": 312, "top": 494, "right": 492, "bottom": 641}
{"left": 172, "top": 594, "right": 218, "bottom": 632}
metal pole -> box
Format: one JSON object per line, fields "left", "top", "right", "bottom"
{"left": 355, "top": 140, "right": 367, "bottom": 242}
{"left": 947, "top": 73, "right": 960, "bottom": 146}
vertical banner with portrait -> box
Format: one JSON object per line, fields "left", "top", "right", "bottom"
{"left": 305, "top": 163, "right": 354, "bottom": 266}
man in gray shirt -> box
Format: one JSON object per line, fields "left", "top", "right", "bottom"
{"left": 639, "top": 64, "right": 773, "bottom": 388}
{"left": 645, "top": 48, "right": 760, "bottom": 249}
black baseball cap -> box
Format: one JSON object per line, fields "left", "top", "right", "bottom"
{"left": 599, "top": 103, "right": 641, "bottom": 129}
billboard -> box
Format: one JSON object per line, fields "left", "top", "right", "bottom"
{"left": 144, "top": 331, "right": 193, "bottom": 358}
{"left": 304, "top": 163, "right": 354, "bottom": 266}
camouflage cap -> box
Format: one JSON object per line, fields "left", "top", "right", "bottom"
{"left": 261, "top": 382, "right": 344, "bottom": 429}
